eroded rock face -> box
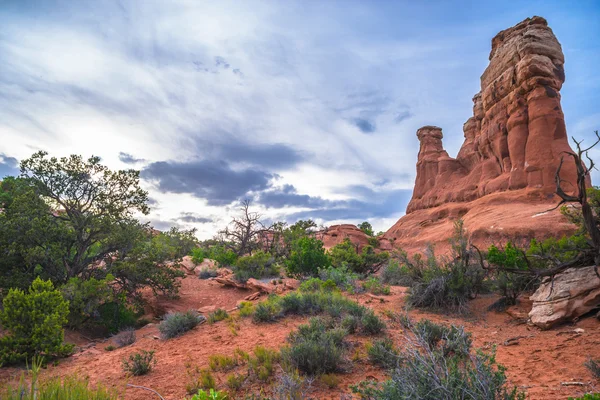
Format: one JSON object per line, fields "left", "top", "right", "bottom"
{"left": 407, "top": 16, "right": 577, "bottom": 214}
{"left": 529, "top": 266, "right": 600, "bottom": 329}
{"left": 385, "top": 16, "right": 581, "bottom": 254}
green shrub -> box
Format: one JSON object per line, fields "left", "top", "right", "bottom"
{"left": 159, "top": 310, "right": 203, "bottom": 339}
{"left": 209, "top": 245, "right": 238, "bottom": 268}
{"left": 248, "top": 346, "right": 280, "bottom": 382}
{"left": 207, "top": 308, "right": 229, "bottom": 324}
{"left": 318, "top": 264, "right": 359, "bottom": 291}
{"left": 191, "top": 388, "right": 227, "bottom": 400}
{"left": 281, "top": 317, "right": 347, "bottom": 376}
{"left": 209, "top": 354, "right": 239, "bottom": 371}
{"left": 367, "top": 338, "right": 400, "bottom": 369}
{"left": 380, "top": 260, "right": 414, "bottom": 286}
{"left": 352, "top": 320, "right": 524, "bottom": 400}
{"left": 0, "top": 277, "right": 73, "bottom": 366}
{"left": 252, "top": 290, "right": 384, "bottom": 336}
{"left": 1, "top": 374, "right": 117, "bottom": 399}
{"left": 362, "top": 277, "right": 391, "bottom": 295}
{"left": 285, "top": 237, "right": 330, "bottom": 277}
{"left": 191, "top": 247, "right": 207, "bottom": 264}
{"left": 359, "top": 222, "right": 374, "bottom": 236}
{"left": 487, "top": 242, "right": 537, "bottom": 308}
{"left": 328, "top": 239, "right": 389, "bottom": 274}
{"left": 122, "top": 350, "right": 156, "bottom": 376}
{"left": 233, "top": 250, "right": 279, "bottom": 282}
{"left": 360, "top": 310, "right": 386, "bottom": 335}
{"left": 226, "top": 373, "right": 245, "bottom": 392}
{"left": 407, "top": 222, "right": 485, "bottom": 313}
{"left": 237, "top": 301, "right": 255, "bottom": 317}
{"left": 569, "top": 395, "right": 600, "bottom": 400}
{"left": 253, "top": 299, "right": 281, "bottom": 323}
{"left": 320, "top": 373, "right": 340, "bottom": 388}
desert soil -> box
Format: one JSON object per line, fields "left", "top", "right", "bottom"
{"left": 1, "top": 275, "right": 599, "bottom": 399}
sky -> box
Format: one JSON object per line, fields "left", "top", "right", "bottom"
{"left": 0, "top": 0, "right": 599, "bottom": 239}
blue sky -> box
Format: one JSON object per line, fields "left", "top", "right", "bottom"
{"left": 0, "top": 0, "right": 598, "bottom": 238}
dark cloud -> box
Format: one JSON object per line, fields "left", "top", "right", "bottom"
{"left": 142, "top": 159, "right": 274, "bottom": 205}
{"left": 394, "top": 109, "right": 413, "bottom": 123}
{"left": 353, "top": 118, "right": 376, "bottom": 133}
{"left": 191, "top": 139, "right": 305, "bottom": 170}
{"left": 147, "top": 197, "right": 159, "bottom": 206}
{"left": 119, "top": 152, "right": 146, "bottom": 164}
{"left": 256, "top": 184, "right": 330, "bottom": 208}
{"left": 256, "top": 183, "right": 411, "bottom": 221}
{"left": 178, "top": 212, "right": 213, "bottom": 224}
{"left": 0, "top": 154, "right": 19, "bottom": 178}
{"left": 215, "top": 56, "right": 230, "bottom": 69}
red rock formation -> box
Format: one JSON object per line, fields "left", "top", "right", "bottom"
{"left": 386, "top": 16, "right": 581, "bottom": 254}
{"left": 319, "top": 224, "right": 371, "bottom": 251}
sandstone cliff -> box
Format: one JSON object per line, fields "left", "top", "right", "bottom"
{"left": 385, "top": 16, "right": 580, "bottom": 254}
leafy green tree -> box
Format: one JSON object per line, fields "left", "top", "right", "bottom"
{"left": 0, "top": 278, "right": 73, "bottom": 365}
{"left": 233, "top": 250, "right": 279, "bottom": 282}
{"left": 358, "top": 221, "right": 374, "bottom": 236}
{"left": 285, "top": 237, "right": 330, "bottom": 277}
{"left": 19, "top": 151, "right": 149, "bottom": 279}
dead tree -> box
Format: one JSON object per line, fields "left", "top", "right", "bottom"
{"left": 218, "top": 200, "right": 266, "bottom": 256}
{"left": 474, "top": 131, "right": 600, "bottom": 277}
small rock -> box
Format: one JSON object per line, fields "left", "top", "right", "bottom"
{"left": 573, "top": 328, "right": 585, "bottom": 334}
{"left": 198, "top": 305, "right": 217, "bottom": 314}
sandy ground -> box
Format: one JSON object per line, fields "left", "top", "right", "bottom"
{"left": 1, "top": 275, "right": 599, "bottom": 399}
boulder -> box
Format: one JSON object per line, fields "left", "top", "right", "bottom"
{"left": 529, "top": 266, "right": 600, "bottom": 329}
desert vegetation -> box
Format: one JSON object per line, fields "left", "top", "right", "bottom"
{"left": 1, "top": 141, "right": 600, "bottom": 399}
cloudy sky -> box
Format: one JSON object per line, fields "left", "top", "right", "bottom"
{"left": 0, "top": 0, "right": 599, "bottom": 239}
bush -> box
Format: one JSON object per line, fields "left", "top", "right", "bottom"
{"left": 209, "top": 354, "right": 239, "bottom": 371}
{"left": 286, "top": 237, "right": 330, "bottom": 277}
{"left": 380, "top": 260, "right": 414, "bottom": 286}
{"left": 352, "top": 320, "right": 523, "bottom": 400}
{"left": 238, "top": 301, "right": 255, "bottom": 317}
{"left": 367, "top": 338, "right": 400, "bottom": 369}
{"left": 159, "top": 310, "right": 204, "bottom": 339}
{"left": 0, "top": 277, "right": 73, "bottom": 366}
{"left": 191, "top": 247, "right": 207, "bottom": 264}
{"left": 252, "top": 290, "right": 383, "bottom": 336}
{"left": 281, "top": 317, "right": 347, "bottom": 375}
{"left": 199, "top": 268, "right": 218, "bottom": 280}
{"left": 362, "top": 277, "right": 391, "bottom": 295}
{"left": 113, "top": 327, "right": 136, "bottom": 348}
{"left": 318, "top": 264, "right": 359, "bottom": 291}
{"left": 190, "top": 388, "right": 227, "bottom": 400}
{"left": 207, "top": 308, "right": 229, "bottom": 324}
{"left": 248, "top": 346, "right": 280, "bottom": 382}
{"left": 407, "top": 221, "right": 485, "bottom": 313}
{"left": 1, "top": 373, "right": 117, "bottom": 399}
{"left": 226, "top": 373, "right": 245, "bottom": 392}
{"left": 274, "top": 370, "right": 307, "bottom": 400}
{"left": 320, "top": 373, "right": 340, "bottom": 388}
{"left": 487, "top": 242, "right": 537, "bottom": 308}
{"left": 122, "top": 350, "right": 156, "bottom": 376}
{"left": 569, "top": 395, "right": 600, "bottom": 400}
{"left": 360, "top": 310, "right": 386, "bottom": 335}
{"left": 586, "top": 358, "right": 600, "bottom": 380}
{"left": 233, "top": 250, "right": 279, "bottom": 282}
{"left": 328, "top": 239, "right": 389, "bottom": 274}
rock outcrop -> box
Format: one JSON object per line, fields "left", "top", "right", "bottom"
{"left": 319, "top": 224, "right": 371, "bottom": 251}
{"left": 385, "top": 16, "right": 581, "bottom": 254}
{"left": 408, "top": 16, "right": 576, "bottom": 214}
{"left": 529, "top": 266, "right": 600, "bottom": 329}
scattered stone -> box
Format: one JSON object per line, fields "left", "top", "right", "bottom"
{"left": 244, "top": 292, "right": 261, "bottom": 301}
{"left": 198, "top": 305, "right": 216, "bottom": 314}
